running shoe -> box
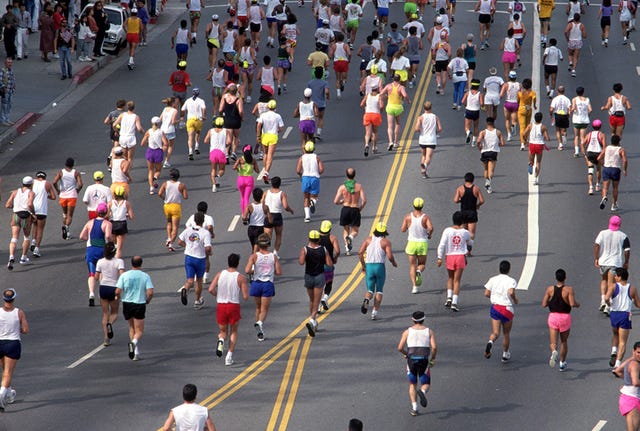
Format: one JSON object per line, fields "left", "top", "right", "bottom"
{"left": 415, "top": 270, "right": 422, "bottom": 287}
{"left": 501, "top": 351, "right": 511, "bottom": 363}
{"left": 162, "top": 161, "right": 171, "bottom": 168}
{"left": 373, "top": 17, "right": 378, "bottom": 26}
{"left": 212, "top": 184, "right": 217, "bottom": 193}
{"left": 62, "top": 225, "right": 68, "bottom": 240}
{"left": 216, "top": 339, "right": 224, "bottom": 357}
{"left": 30, "top": 239, "right": 36, "bottom": 252}
{"left": 571, "top": 70, "right": 576, "bottom": 77}
{"left": 533, "top": 177, "right": 539, "bottom": 186}
{"left": 89, "top": 296, "right": 95, "bottom": 307}
{"left": 609, "top": 353, "right": 617, "bottom": 367}
{"left": 485, "top": 341, "right": 493, "bottom": 358}
{"left": 595, "top": 182, "right": 601, "bottom": 192}
{"left": 33, "top": 247, "right": 41, "bottom": 257}
{"left": 452, "top": 103, "right": 457, "bottom": 110}
{"left": 180, "top": 286, "right": 188, "bottom": 305}
{"left": 604, "top": 305, "right": 611, "bottom": 316}
{"left": 527, "top": 164, "right": 533, "bottom": 175}
{"left": 263, "top": 173, "right": 270, "bottom": 184}
{"left": 230, "top": 152, "right": 238, "bottom": 162}
{"left": 611, "top": 203, "right": 619, "bottom": 212}
{"left": 465, "top": 130, "right": 472, "bottom": 144}
{"left": 507, "top": 132, "right": 512, "bottom": 141}
{"left": 149, "top": 187, "right": 155, "bottom": 195}
{"left": 559, "top": 361, "right": 567, "bottom": 371}
{"left": 510, "top": 124, "right": 516, "bottom": 136}
{"left": 0, "top": 392, "right": 6, "bottom": 411}
{"left": 346, "top": 235, "right": 353, "bottom": 252}
{"left": 225, "top": 355, "right": 234, "bottom": 366}
{"left": 6, "top": 389, "right": 16, "bottom": 404}
{"left": 599, "top": 301, "right": 607, "bottom": 312}
{"left": 278, "top": 86, "right": 281, "bottom": 95}
{"left": 549, "top": 350, "right": 558, "bottom": 367}
{"left": 387, "top": 142, "right": 394, "bottom": 151}
{"left": 304, "top": 217, "right": 311, "bottom": 223}
{"left": 194, "top": 298, "right": 205, "bottom": 309}
{"left": 370, "top": 310, "right": 378, "bottom": 320}
{"left": 310, "top": 199, "right": 316, "bottom": 214}
{"left": 194, "top": 147, "right": 200, "bottom": 155}
{"left": 107, "top": 322, "right": 114, "bottom": 339}
{"left": 364, "top": 145, "right": 369, "bottom": 157}
{"left": 558, "top": 144, "right": 564, "bottom": 151}
{"left": 188, "top": 153, "right": 194, "bottom": 161}
{"left": 412, "top": 286, "right": 419, "bottom": 294}
{"left": 361, "top": 298, "right": 369, "bottom": 314}
{"left": 487, "top": 185, "right": 493, "bottom": 194}
{"left": 306, "top": 320, "right": 316, "bottom": 337}
{"left": 19, "top": 256, "right": 30, "bottom": 265}
{"left": 444, "top": 298, "right": 452, "bottom": 308}
{"left": 588, "top": 186, "right": 594, "bottom": 195}
{"left": 128, "top": 341, "right": 135, "bottom": 359}
{"left": 520, "top": 143, "right": 525, "bottom": 151}
{"left": 133, "top": 354, "right": 140, "bottom": 361}
{"left": 321, "top": 294, "right": 330, "bottom": 311}
{"left": 103, "top": 338, "right": 111, "bottom": 346}
{"left": 599, "top": 196, "right": 608, "bottom": 210}
{"left": 7, "top": 257, "right": 14, "bottom": 271}
{"left": 451, "top": 304, "right": 459, "bottom": 312}
{"left": 417, "top": 389, "right": 428, "bottom": 408}
{"left": 410, "top": 407, "right": 418, "bottom": 416}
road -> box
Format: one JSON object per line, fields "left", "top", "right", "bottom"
{"left": 0, "top": 1, "right": 638, "bottom": 430}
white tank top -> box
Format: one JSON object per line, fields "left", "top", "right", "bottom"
{"left": 604, "top": 146, "right": 622, "bottom": 168}
{"left": 365, "top": 94, "right": 381, "bottom": 114}
{"left": 284, "top": 23, "right": 297, "bottom": 41}
{"left": 172, "top": 404, "right": 208, "bottom": 431}
{"left": 216, "top": 270, "right": 241, "bottom": 303}
{"left": 260, "top": 66, "right": 275, "bottom": 88}
{"left": 265, "top": 190, "right": 284, "bottom": 213}
{"left": 212, "top": 68, "right": 226, "bottom": 88}
{"left": 161, "top": 107, "right": 176, "bottom": 134}
{"left": 147, "top": 128, "right": 164, "bottom": 150}
{"left": 249, "top": 5, "right": 262, "bottom": 24}
{"left": 240, "top": 46, "right": 254, "bottom": 65}
{"left": 209, "top": 128, "right": 226, "bottom": 153}
{"left": 512, "top": 20, "right": 524, "bottom": 38}
{"left": 482, "top": 128, "right": 500, "bottom": 152}
{"left": 176, "top": 27, "right": 190, "bottom": 45}
{"left": 503, "top": 37, "right": 517, "bottom": 53}
{"left": 611, "top": 282, "right": 633, "bottom": 312}
{"left": 120, "top": 112, "right": 137, "bottom": 138}
{"left": 236, "top": 0, "right": 248, "bottom": 15}
{"left": 222, "top": 30, "right": 236, "bottom": 52}
{"left": 208, "top": 23, "right": 219, "bottom": 39}
{"left": 329, "top": 14, "right": 342, "bottom": 32}
{"left": 301, "top": 153, "right": 320, "bottom": 178}
{"left": 609, "top": 95, "right": 626, "bottom": 115}
{"left": 298, "top": 100, "right": 315, "bottom": 120}
{"left": 567, "top": 1, "right": 581, "bottom": 21}
{"left": 365, "top": 236, "right": 386, "bottom": 263}
{"left": 59, "top": 168, "right": 78, "bottom": 199}
{"left": 111, "top": 158, "right": 128, "bottom": 183}
{"left": 188, "top": 0, "right": 201, "bottom": 11}
{"left": 479, "top": 0, "right": 492, "bottom": 14}
{"left": 407, "top": 327, "right": 430, "bottom": 348}
{"left": 249, "top": 202, "right": 265, "bottom": 226}
{"left": 572, "top": 97, "right": 590, "bottom": 123}
{"left": 418, "top": 112, "right": 437, "bottom": 144}
{"left": 466, "top": 91, "right": 481, "bottom": 111}
{"left": 255, "top": 252, "right": 275, "bottom": 282}
{"left": 430, "top": 27, "right": 445, "bottom": 49}
{"left": 110, "top": 199, "right": 128, "bottom": 222}
{"left": 506, "top": 81, "right": 520, "bottom": 102}
{"left": 408, "top": 213, "right": 428, "bottom": 242}
{"left": 568, "top": 22, "right": 582, "bottom": 41}
{"left": 0, "top": 308, "right": 21, "bottom": 340}
{"left": 164, "top": 181, "right": 182, "bottom": 204}
{"left": 13, "top": 187, "right": 31, "bottom": 213}
{"left": 333, "top": 42, "right": 348, "bottom": 61}
{"left": 528, "top": 123, "right": 544, "bottom": 144}
{"left": 586, "top": 131, "right": 603, "bottom": 153}
{"left": 33, "top": 180, "right": 48, "bottom": 215}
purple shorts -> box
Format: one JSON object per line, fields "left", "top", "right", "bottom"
{"left": 299, "top": 119, "right": 316, "bottom": 135}
{"left": 209, "top": 149, "right": 227, "bottom": 164}
{"left": 145, "top": 147, "right": 164, "bottom": 163}
{"left": 504, "top": 101, "right": 519, "bottom": 113}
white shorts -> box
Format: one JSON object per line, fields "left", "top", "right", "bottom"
{"left": 119, "top": 135, "right": 137, "bottom": 149}
{"left": 484, "top": 93, "right": 501, "bottom": 106}
{"left": 418, "top": 135, "right": 437, "bottom": 147}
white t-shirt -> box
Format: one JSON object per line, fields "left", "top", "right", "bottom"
{"left": 485, "top": 273, "right": 517, "bottom": 312}
{"left": 178, "top": 226, "right": 212, "bottom": 259}
{"left": 391, "top": 56, "right": 410, "bottom": 71}
{"left": 550, "top": 95, "right": 571, "bottom": 115}
{"left": 508, "top": 0, "right": 526, "bottom": 21}
{"left": 437, "top": 227, "right": 471, "bottom": 258}
{"left": 257, "top": 111, "right": 284, "bottom": 134}
{"left": 595, "top": 229, "right": 630, "bottom": 267}
{"left": 96, "top": 258, "right": 125, "bottom": 286}
{"left": 186, "top": 213, "right": 215, "bottom": 231}
{"left": 543, "top": 46, "right": 563, "bottom": 66}
{"left": 83, "top": 184, "right": 112, "bottom": 211}
{"left": 345, "top": 3, "right": 362, "bottom": 21}
{"left": 483, "top": 75, "right": 504, "bottom": 96}
{"left": 403, "top": 21, "right": 425, "bottom": 38}
{"left": 172, "top": 403, "right": 209, "bottom": 431}
{"left": 181, "top": 97, "right": 206, "bottom": 121}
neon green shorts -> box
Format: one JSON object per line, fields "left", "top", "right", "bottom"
{"left": 347, "top": 19, "right": 359, "bottom": 30}
{"left": 404, "top": 2, "right": 417, "bottom": 14}
{"left": 405, "top": 240, "right": 428, "bottom": 256}
{"left": 386, "top": 103, "right": 404, "bottom": 116}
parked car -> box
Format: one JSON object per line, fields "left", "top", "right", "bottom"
{"left": 82, "top": 3, "right": 129, "bottom": 54}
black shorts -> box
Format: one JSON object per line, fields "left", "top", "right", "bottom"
{"left": 340, "top": 206, "right": 361, "bottom": 227}
{"left": 481, "top": 151, "right": 498, "bottom": 162}
{"left": 224, "top": 118, "right": 242, "bottom": 130}
{"left": 587, "top": 151, "right": 600, "bottom": 165}
{"left": 467, "top": 61, "right": 476, "bottom": 70}
{"left": 123, "top": 302, "right": 146, "bottom": 320}
{"left": 465, "top": 109, "right": 480, "bottom": 121}
{"left": 544, "top": 65, "right": 558, "bottom": 75}
{"left": 479, "top": 14, "right": 491, "bottom": 24}
{"left": 461, "top": 209, "right": 478, "bottom": 223}
{"left": 250, "top": 22, "right": 261, "bottom": 33}
{"left": 110, "top": 130, "right": 120, "bottom": 142}
{"left": 554, "top": 114, "right": 569, "bottom": 129}
{"left": 0, "top": 340, "right": 21, "bottom": 360}
{"left": 264, "top": 212, "right": 283, "bottom": 228}
{"left": 434, "top": 60, "right": 448, "bottom": 72}
{"left": 247, "top": 225, "right": 264, "bottom": 245}
{"left": 601, "top": 16, "right": 611, "bottom": 29}
{"left": 35, "top": 214, "right": 47, "bottom": 220}
{"left": 112, "top": 220, "right": 128, "bottom": 235}
{"left": 100, "top": 284, "right": 117, "bottom": 301}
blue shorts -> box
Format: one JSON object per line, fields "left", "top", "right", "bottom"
{"left": 378, "top": 7, "right": 389, "bottom": 17}
{"left": 0, "top": 340, "right": 21, "bottom": 360}
{"left": 100, "top": 285, "right": 117, "bottom": 301}
{"left": 301, "top": 176, "right": 320, "bottom": 195}
{"left": 490, "top": 304, "right": 514, "bottom": 323}
{"left": 465, "top": 109, "right": 480, "bottom": 121}
{"left": 365, "top": 263, "right": 386, "bottom": 294}
{"left": 176, "top": 43, "right": 189, "bottom": 55}
{"left": 250, "top": 280, "right": 275, "bottom": 297}
{"left": 267, "top": 17, "right": 276, "bottom": 23}
{"left": 610, "top": 311, "right": 632, "bottom": 330}
{"left": 86, "top": 246, "right": 104, "bottom": 275}
{"left": 603, "top": 167, "right": 621, "bottom": 182}
{"left": 407, "top": 361, "right": 430, "bottom": 385}
{"left": 324, "top": 265, "right": 335, "bottom": 283}
{"left": 185, "top": 255, "right": 206, "bottom": 279}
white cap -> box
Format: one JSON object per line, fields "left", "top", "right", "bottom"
{"left": 212, "top": 14, "right": 219, "bottom": 20}
{"left": 303, "top": 88, "right": 312, "bottom": 97}
{"left": 131, "top": 7, "right": 138, "bottom": 13}
{"left": 435, "top": 16, "right": 443, "bottom": 23}
{"left": 22, "top": 176, "right": 33, "bottom": 185}
{"left": 151, "top": 116, "right": 161, "bottom": 124}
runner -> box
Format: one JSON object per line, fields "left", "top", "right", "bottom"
{"left": 109, "top": 146, "right": 132, "bottom": 199}
{"left": 564, "top": 13, "right": 585, "bottom": 77}
{"left": 594, "top": 215, "right": 630, "bottom": 314}
{"left": 177, "top": 212, "right": 211, "bottom": 310}
{"left": 31, "top": 171, "right": 56, "bottom": 258}
{"left": 400, "top": 197, "right": 433, "bottom": 294}
{"left": 245, "top": 233, "right": 280, "bottom": 341}
{"left": 256, "top": 100, "right": 284, "bottom": 184}
{"left": 619, "top": 0, "right": 635, "bottom": 44}
{"left": 186, "top": 0, "right": 205, "bottom": 44}
{"left": 461, "top": 34, "right": 477, "bottom": 87}
{"left": 82, "top": 171, "right": 112, "bottom": 220}
{"left": 103, "top": 100, "right": 126, "bottom": 166}
{"left": 158, "top": 168, "right": 189, "bottom": 251}
{"left": 219, "top": 83, "right": 244, "bottom": 161}
{"left": 397, "top": 310, "right": 437, "bottom": 417}
{"left": 482, "top": 67, "right": 503, "bottom": 120}
{"left": 296, "top": 141, "right": 324, "bottom": 223}
{"left": 314, "top": 19, "right": 334, "bottom": 53}
{"left": 516, "top": 78, "right": 536, "bottom": 150}
{"left": 580, "top": 119, "right": 606, "bottom": 195}
{"left": 205, "top": 14, "right": 221, "bottom": 67}
{"left": 542, "top": 38, "right": 563, "bottom": 99}
{"left": 233, "top": 146, "right": 260, "bottom": 215}
{"left": 523, "top": 112, "right": 550, "bottom": 186}
{"left": 599, "top": 134, "right": 627, "bottom": 212}
{"left": 238, "top": 39, "right": 257, "bottom": 103}
{"left": 161, "top": 384, "right": 217, "bottom": 431}
{"left": 0, "top": 288, "right": 28, "bottom": 411}
{"left": 318, "top": 220, "right": 340, "bottom": 313}
{"left": 293, "top": 88, "right": 318, "bottom": 147}
{"left": 159, "top": 97, "right": 179, "bottom": 168}
{"left": 601, "top": 82, "right": 632, "bottom": 137}
{"left": 329, "top": 32, "right": 351, "bottom": 99}
{"left": 360, "top": 84, "right": 384, "bottom": 156}
{"left": 185, "top": 201, "right": 215, "bottom": 284}
{"left": 570, "top": 86, "right": 591, "bottom": 157}
{"left": 140, "top": 117, "right": 168, "bottom": 195}
{"left": 436, "top": 211, "right": 472, "bottom": 312}
{"left": 357, "top": 36, "right": 376, "bottom": 82}
{"left": 606, "top": 268, "right": 640, "bottom": 369}
{"left": 508, "top": 0, "right": 526, "bottom": 22}
{"left": 483, "top": 260, "right": 518, "bottom": 363}
{"left": 453, "top": 172, "right": 484, "bottom": 251}
{"left": 112, "top": 101, "right": 145, "bottom": 163}
{"left": 431, "top": 33, "right": 450, "bottom": 96}
{"left": 248, "top": 0, "right": 265, "bottom": 49}
{"left": 266, "top": 0, "right": 280, "bottom": 47}
{"left": 509, "top": 13, "right": 526, "bottom": 66}
{"left": 263, "top": 176, "right": 295, "bottom": 256}
{"left": 566, "top": 0, "right": 584, "bottom": 21}
{"left": 203, "top": 117, "right": 227, "bottom": 193}
{"left": 475, "top": 0, "right": 495, "bottom": 49}
{"left": 381, "top": 74, "right": 411, "bottom": 150}
{"left": 95, "top": 242, "right": 124, "bottom": 346}
{"left": 542, "top": 268, "right": 580, "bottom": 371}
{"left": 124, "top": 8, "right": 141, "bottom": 69}
{"left": 79, "top": 202, "right": 112, "bottom": 307}
{"left": 109, "top": 186, "right": 134, "bottom": 259}
{"left": 612, "top": 343, "right": 640, "bottom": 430}
{"left": 53, "top": 158, "right": 83, "bottom": 240}
{"left": 413, "top": 101, "right": 442, "bottom": 178}
{"left": 538, "top": 0, "right": 555, "bottom": 47}
{"left": 461, "top": 79, "right": 483, "bottom": 147}
{"left": 358, "top": 222, "right": 397, "bottom": 320}
{"left": 500, "top": 71, "right": 520, "bottom": 142}
{"left": 243, "top": 188, "right": 271, "bottom": 252}
{"left": 598, "top": 0, "right": 614, "bottom": 46}
{"left": 499, "top": 29, "right": 519, "bottom": 79}
{"left": 333, "top": 168, "right": 366, "bottom": 255}
{"left": 299, "top": 230, "right": 332, "bottom": 336}
{"left": 5, "top": 177, "right": 35, "bottom": 270}
{"left": 275, "top": 37, "right": 292, "bottom": 95}
{"left": 549, "top": 85, "right": 571, "bottom": 150}
{"left": 171, "top": 20, "right": 190, "bottom": 61}
{"left": 182, "top": 88, "right": 206, "bottom": 160}
{"left": 448, "top": 48, "right": 469, "bottom": 110}
{"left": 477, "top": 117, "right": 506, "bottom": 194}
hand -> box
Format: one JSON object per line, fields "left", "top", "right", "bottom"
{"left": 436, "top": 258, "right": 442, "bottom": 267}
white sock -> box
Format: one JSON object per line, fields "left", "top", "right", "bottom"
{"left": 447, "top": 289, "right": 453, "bottom": 298}
{"left": 412, "top": 402, "right": 418, "bottom": 410}
{"left": 304, "top": 207, "right": 311, "bottom": 218}
{"left": 191, "top": 32, "right": 196, "bottom": 39}
{"left": 226, "top": 351, "right": 232, "bottom": 360}
{"left": 129, "top": 56, "right": 134, "bottom": 64}
{"left": 452, "top": 294, "right": 459, "bottom": 304}
{"left": 601, "top": 295, "right": 606, "bottom": 302}
{"left": 132, "top": 338, "right": 138, "bottom": 346}
{"left": 612, "top": 346, "right": 618, "bottom": 354}
{"left": 0, "top": 387, "right": 6, "bottom": 399}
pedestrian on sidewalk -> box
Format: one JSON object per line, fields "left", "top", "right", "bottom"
{"left": 0, "top": 58, "right": 16, "bottom": 126}
{"left": 38, "top": 2, "right": 54, "bottom": 62}
{"left": 1, "top": 5, "right": 18, "bottom": 60}
{"left": 93, "top": 2, "right": 109, "bottom": 57}
{"left": 16, "top": 3, "right": 31, "bottom": 60}
{"left": 53, "top": 17, "right": 75, "bottom": 80}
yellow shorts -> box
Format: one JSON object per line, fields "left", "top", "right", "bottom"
{"left": 164, "top": 203, "right": 182, "bottom": 220}
{"left": 261, "top": 133, "right": 279, "bottom": 146}
{"left": 110, "top": 182, "right": 130, "bottom": 198}
{"left": 405, "top": 240, "right": 428, "bottom": 256}
{"left": 186, "top": 118, "right": 202, "bottom": 133}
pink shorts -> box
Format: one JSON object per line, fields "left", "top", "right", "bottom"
{"left": 620, "top": 393, "right": 640, "bottom": 416}
{"left": 502, "top": 51, "right": 517, "bottom": 64}
{"left": 547, "top": 312, "right": 572, "bottom": 332}
{"left": 445, "top": 254, "right": 466, "bottom": 271}
{"left": 209, "top": 149, "right": 226, "bottom": 164}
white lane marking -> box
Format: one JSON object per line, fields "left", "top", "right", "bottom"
{"left": 67, "top": 345, "right": 106, "bottom": 369}
{"left": 636, "top": 66, "right": 640, "bottom": 76}
{"left": 228, "top": 215, "right": 240, "bottom": 232}
{"left": 630, "top": 42, "right": 636, "bottom": 51}
{"left": 517, "top": 6, "right": 540, "bottom": 291}
{"left": 592, "top": 420, "right": 607, "bottom": 431}
{"left": 282, "top": 126, "right": 293, "bottom": 140}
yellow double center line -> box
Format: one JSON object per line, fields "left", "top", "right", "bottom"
{"left": 158, "top": 55, "right": 434, "bottom": 431}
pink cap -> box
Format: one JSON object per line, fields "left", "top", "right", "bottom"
{"left": 97, "top": 202, "right": 108, "bottom": 215}
{"left": 609, "top": 215, "right": 621, "bottom": 231}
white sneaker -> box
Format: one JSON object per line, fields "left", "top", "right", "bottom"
{"left": 5, "top": 389, "right": 15, "bottom": 404}
{"left": 193, "top": 298, "right": 205, "bottom": 309}
{"left": 549, "top": 350, "right": 558, "bottom": 367}
{"left": 225, "top": 355, "right": 234, "bottom": 366}
{"left": 411, "top": 286, "right": 419, "bottom": 294}
{"left": 371, "top": 310, "right": 378, "bottom": 320}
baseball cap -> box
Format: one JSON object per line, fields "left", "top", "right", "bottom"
{"left": 131, "top": 7, "right": 137, "bottom": 13}
{"left": 304, "top": 141, "right": 315, "bottom": 152}
{"left": 322, "top": 18, "right": 329, "bottom": 25}
{"left": 36, "top": 171, "right": 47, "bottom": 179}
{"left": 93, "top": 171, "right": 105, "bottom": 180}
{"left": 214, "top": 116, "right": 225, "bottom": 127}
{"left": 151, "top": 116, "right": 161, "bottom": 125}
{"left": 96, "top": 202, "right": 108, "bottom": 214}
{"left": 304, "top": 88, "right": 313, "bottom": 98}
{"left": 413, "top": 197, "right": 424, "bottom": 209}
{"left": 114, "top": 146, "right": 124, "bottom": 155}
{"left": 371, "top": 65, "right": 378, "bottom": 75}
{"left": 592, "top": 119, "right": 602, "bottom": 128}
{"left": 509, "top": 70, "right": 517, "bottom": 78}
{"left": 22, "top": 176, "right": 34, "bottom": 185}
{"left": 489, "top": 67, "right": 497, "bottom": 76}
{"left": 309, "top": 230, "right": 320, "bottom": 240}
{"left": 412, "top": 310, "right": 425, "bottom": 322}
{"left": 267, "top": 99, "right": 277, "bottom": 109}
{"left": 374, "top": 222, "right": 388, "bottom": 235}
{"left": 212, "top": 14, "right": 219, "bottom": 20}
{"left": 3, "top": 288, "right": 16, "bottom": 302}
{"left": 262, "top": 84, "right": 274, "bottom": 95}
{"left": 113, "top": 185, "right": 126, "bottom": 197}
{"left": 320, "top": 220, "right": 332, "bottom": 233}
{"left": 609, "top": 215, "right": 621, "bottom": 231}
{"left": 192, "top": 88, "right": 200, "bottom": 95}
{"left": 178, "top": 60, "right": 187, "bottom": 68}
{"left": 436, "top": 16, "right": 443, "bottom": 23}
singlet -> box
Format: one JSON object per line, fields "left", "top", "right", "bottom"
{"left": 172, "top": 403, "right": 208, "bottom": 431}
{"left": 119, "top": 112, "right": 137, "bottom": 138}
{"left": 503, "top": 37, "right": 517, "bottom": 53}
{"left": 207, "top": 22, "right": 220, "bottom": 40}
{"left": 249, "top": 202, "right": 265, "bottom": 226}
{"left": 463, "top": 43, "right": 476, "bottom": 62}
{"left": 277, "top": 46, "right": 288, "bottom": 60}
{"left": 209, "top": 128, "right": 226, "bottom": 153}
{"left": 222, "top": 30, "right": 236, "bottom": 53}
{"left": 604, "top": 146, "right": 623, "bottom": 168}
{"left": 304, "top": 245, "right": 326, "bottom": 275}
{"left": 481, "top": 128, "right": 500, "bottom": 152}
{"left": 255, "top": 252, "right": 275, "bottom": 282}
{"left": 188, "top": 0, "right": 201, "bottom": 11}
{"left": 460, "top": 185, "right": 477, "bottom": 212}
{"left": 365, "top": 93, "right": 381, "bottom": 114}
{"left": 329, "top": 14, "right": 342, "bottom": 33}
{"left": 611, "top": 282, "right": 633, "bottom": 312}
{"left": 609, "top": 94, "right": 627, "bottom": 116}
{"left": 365, "top": 236, "right": 386, "bottom": 264}
{"left": 59, "top": 168, "right": 78, "bottom": 199}
{"left": 176, "top": 27, "right": 189, "bottom": 45}
{"left": 406, "top": 36, "right": 420, "bottom": 61}
{"left": 147, "top": 128, "right": 164, "bottom": 150}
{"left": 12, "top": 187, "right": 30, "bottom": 213}
{"left": 301, "top": 153, "right": 320, "bottom": 178}
{"left": 621, "top": 361, "right": 640, "bottom": 398}
{"left": 548, "top": 285, "right": 572, "bottom": 313}
{"left": 237, "top": 158, "right": 254, "bottom": 176}
{"left": 111, "top": 158, "right": 128, "bottom": 183}
{"left": 249, "top": 5, "right": 262, "bottom": 24}
{"left": 528, "top": 123, "right": 544, "bottom": 144}
{"left": 551, "top": 95, "right": 570, "bottom": 115}
{"left": 88, "top": 218, "right": 106, "bottom": 248}
{"left": 406, "top": 327, "right": 430, "bottom": 358}
{"left": 505, "top": 81, "right": 520, "bottom": 103}
{"left": 0, "top": 308, "right": 20, "bottom": 340}
{"left": 164, "top": 181, "right": 182, "bottom": 204}
{"left": 360, "top": 44, "right": 373, "bottom": 64}
{"left": 110, "top": 199, "right": 128, "bottom": 222}
{"left": 236, "top": 0, "right": 247, "bottom": 15}
{"left": 319, "top": 234, "right": 335, "bottom": 261}
{"left": 221, "top": 96, "right": 241, "bottom": 124}
{"left": 298, "top": 100, "right": 315, "bottom": 121}
{"left": 211, "top": 68, "right": 226, "bottom": 88}
{"left": 567, "top": 1, "right": 581, "bottom": 21}
{"left": 418, "top": 112, "right": 437, "bottom": 143}
{"left": 216, "top": 270, "right": 241, "bottom": 304}
{"left": 316, "top": 4, "right": 329, "bottom": 21}
{"left": 479, "top": 0, "right": 492, "bottom": 14}
{"left": 387, "top": 83, "right": 402, "bottom": 105}
{"left": 512, "top": 20, "right": 524, "bottom": 39}
{"left": 586, "top": 131, "right": 603, "bottom": 153}
{"left": 466, "top": 91, "right": 481, "bottom": 111}
{"left": 434, "top": 43, "right": 449, "bottom": 61}
{"left": 621, "top": 0, "right": 632, "bottom": 20}
{"left": 572, "top": 97, "right": 590, "bottom": 123}
{"left": 407, "top": 213, "right": 428, "bottom": 242}
{"left": 126, "top": 17, "right": 141, "bottom": 34}
{"left": 568, "top": 22, "right": 582, "bottom": 41}
{"left": 260, "top": 66, "right": 275, "bottom": 88}
{"left": 161, "top": 107, "right": 177, "bottom": 134}
{"left": 33, "top": 180, "right": 48, "bottom": 215}
{"left": 239, "top": 46, "right": 254, "bottom": 66}
{"left": 265, "top": 190, "right": 284, "bottom": 213}
{"left": 283, "top": 23, "right": 297, "bottom": 41}
{"left": 333, "top": 42, "right": 348, "bottom": 61}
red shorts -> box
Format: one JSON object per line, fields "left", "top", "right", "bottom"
{"left": 445, "top": 254, "right": 466, "bottom": 270}
{"left": 547, "top": 312, "right": 572, "bottom": 332}
{"left": 363, "top": 112, "right": 382, "bottom": 127}
{"left": 238, "top": 15, "right": 248, "bottom": 26}
{"left": 217, "top": 302, "right": 241, "bottom": 325}
{"left": 88, "top": 210, "right": 98, "bottom": 220}
{"left": 609, "top": 114, "right": 626, "bottom": 128}
{"left": 127, "top": 33, "right": 140, "bottom": 44}
{"left": 333, "top": 60, "right": 349, "bottom": 73}
{"left": 529, "top": 143, "right": 544, "bottom": 155}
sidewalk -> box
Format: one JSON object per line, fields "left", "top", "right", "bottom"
{"left": 0, "top": 8, "right": 179, "bottom": 151}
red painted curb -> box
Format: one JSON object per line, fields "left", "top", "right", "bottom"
{"left": 15, "top": 112, "right": 41, "bottom": 135}
{"left": 73, "top": 64, "right": 96, "bottom": 85}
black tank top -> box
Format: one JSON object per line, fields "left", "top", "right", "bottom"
{"left": 460, "top": 185, "right": 477, "bottom": 212}
{"left": 305, "top": 245, "right": 326, "bottom": 276}
{"left": 318, "top": 234, "right": 334, "bottom": 262}
{"left": 548, "top": 285, "right": 572, "bottom": 314}
{"left": 222, "top": 97, "right": 241, "bottom": 122}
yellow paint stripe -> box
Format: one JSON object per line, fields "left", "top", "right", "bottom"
{"left": 277, "top": 337, "right": 313, "bottom": 431}
{"left": 266, "top": 339, "right": 301, "bottom": 430}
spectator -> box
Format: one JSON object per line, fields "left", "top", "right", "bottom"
{"left": 93, "top": 1, "right": 108, "bottom": 57}
{"left": 53, "top": 17, "right": 75, "bottom": 80}
{"left": 0, "top": 58, "right": 16, "bottom": 126}
{"left": 1, "top": 5, "right": 18, "bottom": 59}
{"left": 38, "top": 2, "right": 55, "bottom": 62}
